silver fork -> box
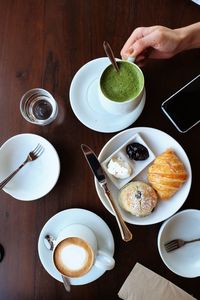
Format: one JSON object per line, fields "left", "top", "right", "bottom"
{"left": 0, "top": 144, "right": 44, "bottom": 189}
{"left": 164, "top": 237, "right": 200, "bottom": 252}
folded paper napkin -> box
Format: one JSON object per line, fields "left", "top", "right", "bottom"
{"left": 118, "top": 263, "right": 197, "bottom": 300}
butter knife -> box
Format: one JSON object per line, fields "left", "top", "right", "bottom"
{"left": 81, "top": 144, "right": 133, "bottom": 242}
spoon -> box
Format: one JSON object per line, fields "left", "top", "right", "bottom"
{"left": 44, "top": 234, "right": 71, "bottom": 292}
{"left": 103, "top": 41, "right": 119, "bottom": 72}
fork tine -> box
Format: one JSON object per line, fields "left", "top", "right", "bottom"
{"left": 37, "top": 146, "right": 44, "bottom": 157}
{"left": 165, "top": 240, "right": 177, "bottom": 247}
{"left": 164, "top": 240, "right": 179, "bottom": 252}
{"left": 32, "top": 144, "right": 41, "bottom": 154}
{"left": 165, "top": 245, "right": 178, "bottom": 252}
{"left": 32, "top": 144, "right": 44, "bottom": 157}
{"left": 33, "top": 144, "right": 42, "bottom": 154}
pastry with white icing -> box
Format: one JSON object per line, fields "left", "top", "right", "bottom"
{"left": 119, "top": 181, "right": 158, "bottom": 217}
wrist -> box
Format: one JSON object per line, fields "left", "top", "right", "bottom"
{"left": 175, "top": 22, "right": 200, "bottom": 53}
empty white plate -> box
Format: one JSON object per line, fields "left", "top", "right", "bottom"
{"left": 0, "top": 133, "right": 60, "bottom": 200}
{"left": 158, "top": 209, "right": 200, "bottom": 277}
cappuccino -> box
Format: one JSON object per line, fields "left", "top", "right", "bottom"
{"left": 53, "top": 237, "right": 94, "bottom": 278}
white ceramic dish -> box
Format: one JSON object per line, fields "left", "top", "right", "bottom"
{"left": 95, "top": 127, "right": 192, "bottom": 225}
{"left": 69, "top": 57, "right": 146, "bottom": 133}
{"left": 157, "top": 209, "right": 200, "bottom": 278}
{"left": 0, "top": 133, "right": 60, "bottom": 200}
{"left": 101, "top": 133, "right": 155, "bottom": 189}
{"left": 38, "top": 208, "right": 115, "bottom": 285}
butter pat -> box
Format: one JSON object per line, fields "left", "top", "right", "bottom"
{"left": 107, "top": 156, "right": 132, "bottom": 179}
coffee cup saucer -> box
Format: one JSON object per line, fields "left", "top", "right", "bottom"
{"left": 69, "top": 57, "right": 146, "bottom": 133}
{"left": 38, "top": 208, "right": 115, "bottom": 285}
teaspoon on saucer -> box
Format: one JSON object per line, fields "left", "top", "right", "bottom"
{"left": 44, "top": 234, "right": 71, "bottom": 292}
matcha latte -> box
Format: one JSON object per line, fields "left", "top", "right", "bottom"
{"left": 100, "top": 61, "right": 144, "bottom": 102}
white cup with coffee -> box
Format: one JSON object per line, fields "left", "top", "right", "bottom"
{"left": 99, "top": 60, "right": 144, "bottom": 115}
{"left": 52, "top": 224, "right": 115, "bottom": 278}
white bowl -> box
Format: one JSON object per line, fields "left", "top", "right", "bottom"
{"left": 157, "top": 209, "right": 200, "bottom": 277}
{"left": 0, "top": 133, "right": 60, "bottom": 200}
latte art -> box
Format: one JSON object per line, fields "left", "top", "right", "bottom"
{"left": 53, "top": 237, "right": 94, "bottom": 277}
{"left": 61, "top": 244, "right": 87, "bottom": 270}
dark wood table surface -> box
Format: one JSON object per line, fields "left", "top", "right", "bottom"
{"left": 0, "top": 1, "right": 199, "bottom": 299}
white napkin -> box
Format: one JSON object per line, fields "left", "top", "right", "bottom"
{"left": 118, "top": 263, "right": 197, "bottom": 300}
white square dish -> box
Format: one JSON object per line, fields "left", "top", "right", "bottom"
{"left": 101, "top": 133, "right": 155, "bottom": 189}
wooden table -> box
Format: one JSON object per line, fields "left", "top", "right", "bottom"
{"left": 0, "top": 1, "right": 199, "bottom": 299}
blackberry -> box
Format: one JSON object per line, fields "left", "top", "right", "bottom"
{"left": 126, "top": 142, "right": 149, "bottom": 161}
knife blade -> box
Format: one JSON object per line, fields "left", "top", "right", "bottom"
{"left": 81, "top": 144, "right": 133, "bottom": 242}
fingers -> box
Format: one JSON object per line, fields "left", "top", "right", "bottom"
{"left": 120, "top": 26, "right": 158, "bottom": 59}
{"left": 135, "top": 48, "right": 153, "bottom": 67}
{"left": 120, "top": 25, "right": 179, "bottom": 66}
{"left": 132, "top": 34, "right": 157, "bottom": 57}
{"left": 121, "top": 27, "right": 146, "bottom": 58}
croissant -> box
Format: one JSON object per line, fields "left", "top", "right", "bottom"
{"left": 147, "top": 149, "right": 187, "bottom": 200}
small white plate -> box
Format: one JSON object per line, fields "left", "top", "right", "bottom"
{"left": 157, "top": 209, "right": 200, "bottom": 278}
{"left": 0, "top": 133, "right": 60, "bottom": 200}
{"left": 69, "top": 57, "right": 146, "bottom": 133}
{"left": 95, "top": 127, "right": 192, "bottom": 225}
{"left": 38, "top": 208, "right": 115, "bottom": 285}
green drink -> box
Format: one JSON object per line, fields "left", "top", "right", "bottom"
{"left": 100, "top": 61, "right": 144, "bottom": 102}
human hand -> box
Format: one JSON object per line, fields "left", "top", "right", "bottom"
{"left": 121, "top": 26, "right": 183, "bottom": 66}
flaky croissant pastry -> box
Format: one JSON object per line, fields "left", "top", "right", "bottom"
{"left": 147, "top": 149, "right": 187, "bottom": 200}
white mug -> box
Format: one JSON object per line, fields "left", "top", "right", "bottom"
{"left": 52, "top": 224, "right": 115, "bottom": 278}
{"left": 99, "top": 59, "right": 144, "bottom": 115}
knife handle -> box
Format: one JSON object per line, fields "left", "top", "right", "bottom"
{"left": 103, "top": 183, "right": 133, "bottom": 242}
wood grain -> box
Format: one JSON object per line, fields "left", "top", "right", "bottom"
{"left": 0, "top": 1, "right": 199, "bottom": 299}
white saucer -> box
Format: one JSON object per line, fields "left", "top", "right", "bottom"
{"left": 158, "top": 209, "right": 200, "bottom": 278}
{"left": 0, "top": 133, "right": 60, "bottom": 200}
{"left": 95, "top": 127, "right": 192, "bottom": 225}
{"left": 69, "top": 57, "right": 146, "bottom": 133}
{"left": 38, "top": 208, "right": 115, "bottom": 285}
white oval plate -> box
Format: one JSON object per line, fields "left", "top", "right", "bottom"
{"left": 157, "top": 209, "right": 200, "bottom": 277}
{"left": 69, "top": 57, "right": 145, "bottom": 133}
{"left": 0, "top": 133, "right": 60, "bottom": 200}
{"left": 95, "top": 127, "right": 192, "bottom": 225}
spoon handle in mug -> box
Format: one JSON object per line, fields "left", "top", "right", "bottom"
{"left": 103, "top": 41, "right": 120, "bottom": 72}
{"left": 44, "top": 235, "right": 71, "bottom": 293}
{"left": 62, "top": 275, "right": 71, "bottom": 293}
{"left": 102, "top": 183, "right": 133, "bottom": 242}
